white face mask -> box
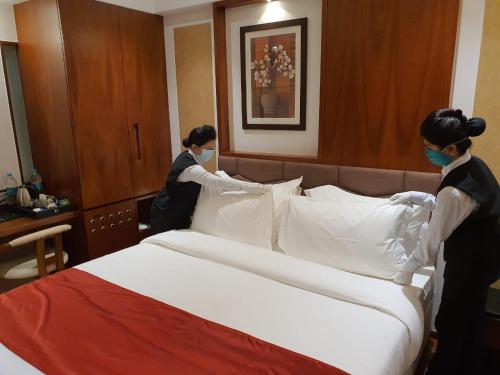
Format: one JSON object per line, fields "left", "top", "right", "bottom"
{"left": 196, "top": 149, "right": 214, "bottom": 164}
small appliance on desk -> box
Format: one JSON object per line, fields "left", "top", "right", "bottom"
{"left": 2, "top": 170, "right": 75, "bottom": 219}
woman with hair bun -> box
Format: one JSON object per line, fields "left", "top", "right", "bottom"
{"left": 151, "top": 125, "right": 270, "bottom": 234}
{"left": 390, "top": 109, "right": 500, "bottom": 374}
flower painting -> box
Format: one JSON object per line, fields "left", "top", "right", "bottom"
{"left": 250, "top": 42, "right": 296, "bottom": 88}
{"left": 240, "top": 18, "right": 307, "bottom": 130}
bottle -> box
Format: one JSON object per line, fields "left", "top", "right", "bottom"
{"left": 4, "top": 173, "right": 19, "bottom": 204}
{"left": 31, "top": 168, "right": 43, "bottom": 193}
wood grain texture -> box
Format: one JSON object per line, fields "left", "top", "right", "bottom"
{"left": 118, "top": 8, "right": 172, "bottom": 196}
{"left": 319, "top": 0, "right": 459, "bottom": 172}
{"left": 14, "top": 0, "right": 82, "bottom": 205}
{"left": 221, "top": 151, "right": 317, "bottom": 164}
{"left": 174, "top": 23, "right": 217, "bottom": 173}
{"left": 0, "top": 211, "right": 79, "bottom": 240}
{"left": 83, "top": 200, "right": 138, "bottom": 259}
{"left": 58, "top": 0, "right": 133, "bottom": 209}
{"left": 213, "top": 3, "right": 230, "bottom": 154}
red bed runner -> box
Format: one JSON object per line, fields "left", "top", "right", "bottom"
{"left": 0, "top": 268, "right": 347, "bottom": 374}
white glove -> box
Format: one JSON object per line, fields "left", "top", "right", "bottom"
{"left": 393, "top": 271, "right": 413, "bottom": 286}
{"left": 389, "top": 192, "right": 412, "bottom": 206}
{"left": 215, "top": 170, "right": 231, "bottom": 179}
{"left": 244, "top": 183, "right": 272, "bottom": 195}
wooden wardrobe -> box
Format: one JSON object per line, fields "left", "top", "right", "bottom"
{"left": 14, "top": 0, "right": 172, "bottom": 261}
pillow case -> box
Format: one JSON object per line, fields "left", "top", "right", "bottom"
{"left": 192, "top": 183, "right": 273, "bottom": 249}
{"left": 278, "top": 195, "right": 409, "bottom": 279}
{"left": 270, "top": 177, "right": 302, "bottom": 250}
{"left": 214, "top": 170, "right": 302, "bottom": 250}
{"left": 305, "top": 185, "right": 430, "bottom": 256}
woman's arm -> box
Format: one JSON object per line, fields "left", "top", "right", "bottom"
{"left": 394, "top": 187, "right": 478, "bottom": 284}
{"left": 178, "top": 165, "right": 269, "bottom": 194}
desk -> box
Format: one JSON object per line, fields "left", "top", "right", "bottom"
{"left": 0, "top": 211, "right": 80, "bottom": 242}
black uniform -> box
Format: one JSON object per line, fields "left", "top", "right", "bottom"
{"left": 150, "top": 151, "right": 201, "bottom": 234}
{"left": 428, "top": 156, "right": 500, "bottom": 374}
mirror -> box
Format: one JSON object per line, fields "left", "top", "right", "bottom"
{"left": 1, "top": 42, "right": 33, "bottom": 183}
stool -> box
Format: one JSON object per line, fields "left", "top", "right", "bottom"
{"left": 0, "top": 224, "right": 71, "bottom": 279}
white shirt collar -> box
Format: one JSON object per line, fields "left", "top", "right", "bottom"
{"left": 188, "top": 149, "right": 201, "bottom": 164}
{"left": 442, "top": 150, "right": 471, "bottom": 177}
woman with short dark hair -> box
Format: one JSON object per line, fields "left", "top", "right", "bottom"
{"left": 151, "top": 125, "right": 270, "bottom": 234}
{"left": 391, "top": 109, "right": 500, "bottom": 374}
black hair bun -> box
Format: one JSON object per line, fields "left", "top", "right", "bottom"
{"left": 466, "top": 117, "right": 486, "bottom": 137}
{"left": 182, "top": 138, "right": 191, "bottom": 148}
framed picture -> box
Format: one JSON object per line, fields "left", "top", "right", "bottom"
{"left": 240, "top": 18, "right": 307, "bottom": 130}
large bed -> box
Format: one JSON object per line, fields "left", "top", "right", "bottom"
{"left": 0, "top": 157, "right": 441, "bottom": 375}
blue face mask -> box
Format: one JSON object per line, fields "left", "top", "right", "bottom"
{"left": 424, "top": 148, "right": 453, "bottom": 166}
{"left": 196, "top": 149, "right": 214, "bottom": 164}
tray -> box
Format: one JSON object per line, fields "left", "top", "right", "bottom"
{"left": 9, "top": 203, "right": 76, "bottom": 219}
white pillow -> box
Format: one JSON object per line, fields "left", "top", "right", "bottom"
{"left": 278, "top": 195, "right": 409, "bottom": 279}
{"left": 305, "top": 185, "right": 430, "bottom": 256}
{"left": 192, "top": 184, "right": 273, "bottom": 248}
{"left": 271, "top": 178, "right": 302, "bottom": 250}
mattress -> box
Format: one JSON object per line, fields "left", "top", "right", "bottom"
{"left": 0, "top": 230, "right": 433, "bottom": 375}
{"left": 413, "top": 267, "right": 435, "bottom": 314}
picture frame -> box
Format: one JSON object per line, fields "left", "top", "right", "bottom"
{"left": 240, "top": 18, "right": 307, "bottom": 130}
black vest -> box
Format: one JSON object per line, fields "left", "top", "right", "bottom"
{"left": 154, "top": 151, "right": 201, "bottom": 226}
{"left": 438, "top": 156, "right": 500, "bottom": 277}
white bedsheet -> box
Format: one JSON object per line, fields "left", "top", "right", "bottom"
{"left": 1, "top": 230, "right": 431, "bottom": 375}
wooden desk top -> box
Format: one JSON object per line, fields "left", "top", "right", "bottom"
{"left": 0, "top": 211, "right": 80, "bottom": 239}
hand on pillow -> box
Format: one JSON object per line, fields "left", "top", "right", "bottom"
{"left": 214, "top": 170, "right": 271, "bottom": 194}
{"left": 389, "top": 192, "right": 412, "bottom": 205}
{"left": 244, "top": 183, "right": 272, "bottom": 195}
{"left": 390, "top": 191, "right": 436, "bottom": 210}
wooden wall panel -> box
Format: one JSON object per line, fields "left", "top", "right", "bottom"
{"left": 319, "top": 0, "right": 460, "bottom": 172}
{"left": 174, "top": 23, "right": 217, "bottom": 173}
{"left": 58, "top": 0, "right": 133, "bottom": 209}
{"left": 14, "top": 0, "right": 81, "bottom": 204}
{"left": 213, "top": 2, "right": 230, "bottom": 154}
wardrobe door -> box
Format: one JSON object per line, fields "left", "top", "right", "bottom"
{"left": 118, "top": 8, "right": 172, "bottom": 197}
{"left": 59, "top": 0, "right": 133, "bottom": 209}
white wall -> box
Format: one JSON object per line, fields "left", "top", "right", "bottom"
{"left": 450, "top": 0, "right": 486, "bottom": 117}
{"left": 227, "top": 0, "right": 322, "bottom": 157}
{"left": 0, "top": 2, "right": 20, "bottom": 188}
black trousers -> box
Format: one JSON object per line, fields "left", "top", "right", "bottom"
{"left": 427, "top": 261, "right": 496, "bottom": 375}
{"left": 150, "top": 200, "right": 191, "bottom": 235}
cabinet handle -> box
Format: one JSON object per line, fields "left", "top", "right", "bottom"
{"left": 133, "top": 123, "right": 141, "bottom": 160}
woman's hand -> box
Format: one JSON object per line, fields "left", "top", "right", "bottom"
{"left": 390, "top": 191, "right": 437, "bottom": 210}
{"left": 245, "top": 183, "right": 272, "bottom": 194}
{"left": 390, "top": 192, "right": 412, "bottom": 205}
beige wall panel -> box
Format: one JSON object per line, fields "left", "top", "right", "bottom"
{"left": 174, "top": 23, "right": 216, "bottom": 173}
{"left": 473, "top": 0, "right": 500, "bottom": 178}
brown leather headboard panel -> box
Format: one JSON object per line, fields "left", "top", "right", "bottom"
{"left": 218, "top": 156, "right": 441, "bottom": 196}
{"left": 284, "top": 162, "right": 339, "bottom": 189}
